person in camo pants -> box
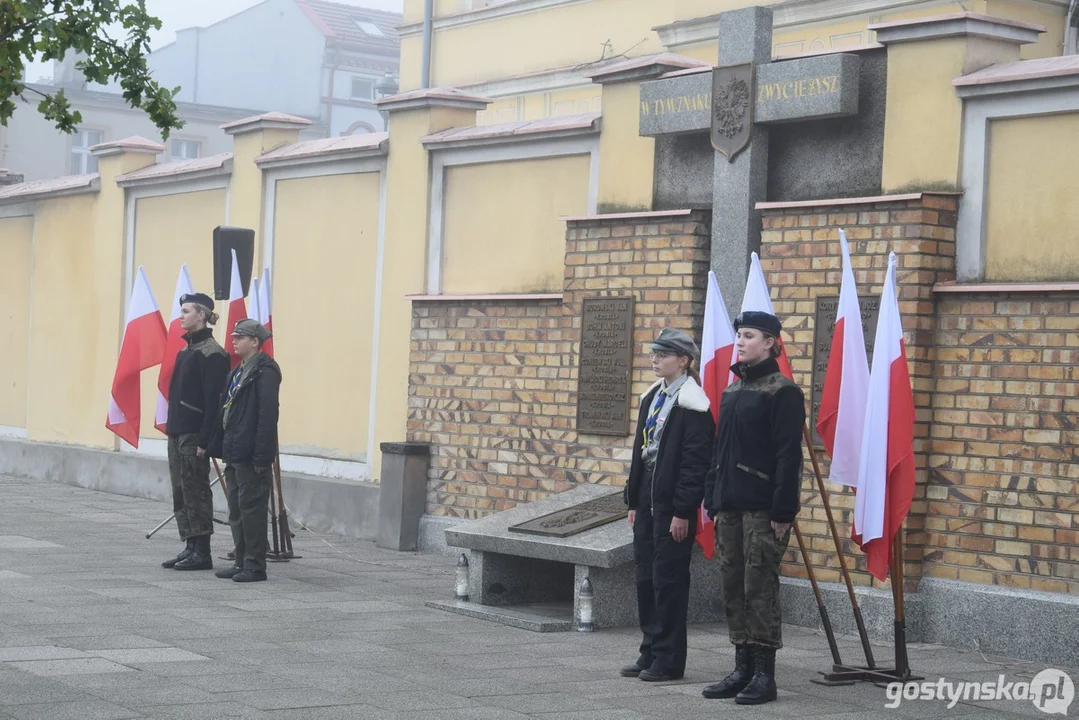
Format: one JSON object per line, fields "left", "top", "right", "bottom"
{"left": 162, "top": 292, "right": 229, "bottom": 572}
{"left": 702, "top": 310, "right": 805, "bottom": 706}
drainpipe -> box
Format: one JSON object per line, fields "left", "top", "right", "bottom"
{"left": 1066, "top": 0, "right": 1078, "bottom": 55}
{"left": 326, "top": 53, "right": 340, "bottom": 138}
{"left": 421, "top": 0, "right": 434, "bottom": 88}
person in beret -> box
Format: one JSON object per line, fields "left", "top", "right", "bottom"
{"left": 621, "top": 328, "right": 715, "bottom": 682}
{"left": 162, "top": 293, "right": 230, "bottom": 571}
{"left": 210, "top": 319, "right": 281, "bottom": 583}
{"left": 702, "top": 310, "right": 805, "bottom": 705}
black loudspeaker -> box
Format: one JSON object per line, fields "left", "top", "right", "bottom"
{"left": 212, "top": 226, "right": 255, "bottom": 301}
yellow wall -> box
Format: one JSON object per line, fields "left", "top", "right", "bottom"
{"left": 374, "top": 104, "right": 478, "bottom": 478}
{"left": 132, "top": 189, "right": 228, "bottom": 442}
{"left": 0, "top": 215, "right": 33, "bottom": 428}
{"left": 989, "top": 0, "right": 1066, "bottom": 59}
{"left": 985, "top": 112, "right": 1079, "bottom": 282}
{"left": 271, "top": 172, "right": 381, "bottom": 458}
{"left": 442, "top": 154, "right": 590, "bottom": 294}
{"left": 597, "top": 81, "right": 653, "bottom": 212}
{"left": 25, "top": 194, "right": 106, "bottom": 445}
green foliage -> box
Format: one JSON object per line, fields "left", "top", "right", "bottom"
{"left": 1, "top": 0, "right": 182, "bottom": 137}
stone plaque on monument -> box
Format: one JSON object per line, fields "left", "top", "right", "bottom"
{"left": 810, "top": 295, "right": 880, "bottom": 446}
{"left": 577, "top": 296, "right": 635, "bottom": 436}
{"left": 508, "top": 491, "right": 626, "bottom": 537}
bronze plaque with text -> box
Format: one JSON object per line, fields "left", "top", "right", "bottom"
{"left": 576, "top": 296, "right": 635, "bottom": 436}
{"left": 810, "top": 296, "right": 880, "bottom": 447}
{"left": 508, "top": 492, "right": 626, "bottom": 537}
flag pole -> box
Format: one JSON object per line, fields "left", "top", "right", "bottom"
{"left": 891, "top": 526, "right": 911, "bottom": 680}
{"left": 792, "top": 521, "right": 843, "bottom": 666}
{"left": 802, "top": 423, "right": 876, "bottom": 670}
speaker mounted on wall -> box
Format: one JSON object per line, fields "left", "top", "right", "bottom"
{"left": 212, "top": 226, "right": 255, "bottom": 300}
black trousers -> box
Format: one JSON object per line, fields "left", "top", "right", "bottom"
{"left": 224, "top": 463, "right": 272, "bottom": 572}
{"left": 633, "top": 505, "right": 695, "bottom": 676}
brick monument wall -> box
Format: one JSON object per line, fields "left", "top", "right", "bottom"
{"left": 408, "top": 210, "right": 710, "bottom": 518}
{"left": 408, "top": 194, "right": 1078, "bottom": 596}
{"left": 925, "top": 292, "right": 1079, "bottom": 594}
{"left": 758, "top": 193, "right": 959, "bottom": 589}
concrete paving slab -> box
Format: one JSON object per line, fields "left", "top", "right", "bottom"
{"left": 0, "top": 474, "right": 1067, "bottom": 720}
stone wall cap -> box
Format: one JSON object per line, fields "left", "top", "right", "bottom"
{"left": 586, "top": 53, "right": 709, "bottom": 84}
{"left": 380, "top": 442, "right": 431, "bottom": 456}
{"left": 422, "top": 112, "right": 599, "bottom": 147}
{"left": 869, "top": 12, "right": 1045, "bottom": 45}
{"left": 256, "top": 132, "right": 388, "bottom": 166}
{"left": 953, "top": 55, "right": 1079, "bottom": 87}
{"left": 221, "top": 111, "right": 313, "bottom": 135}
{"left": 90, "top": 135, "right": 165, "bottom": 156}
{"left": 563, "top": 208, "right": 698, "bottom": 223}
{"left": 0, "top": 173, "right": 99, "bottom": 203}
{"left": 374, "top": 87, "right": 492, "bottom": 112}
{"left": 756, "top": 192, "right": 962, "bottom": 211}
{"left": 408, "top": 293, "right": 563, "bottom": 302}
{"left": 116, "top": 153, "right": 233, "bottom": 186}
{"left": 934, "top": 280, "right": 1079, "bottom": 294}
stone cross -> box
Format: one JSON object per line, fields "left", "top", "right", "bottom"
{"left": 639, "top": 6, "right": 861, "bottom": 316}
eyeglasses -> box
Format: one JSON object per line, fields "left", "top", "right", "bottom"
{"left": 649, "top": 351, "right": 676, "bottom": 360}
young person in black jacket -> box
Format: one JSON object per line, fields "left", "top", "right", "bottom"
{"left": 620, "top": 328, "right": 715, "bottom": 682}
{"left": 162, "top": 293, "right": 230, "bottom": 571}
{"left": 702, "top": 311, "right": 805, "bottom": 705}
{"left": 212, "top": 319, "right": 281, "bottom": 583}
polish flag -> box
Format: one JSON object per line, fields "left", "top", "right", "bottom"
{"left": 257, "top": 266, "right": 274, "bottom": 358}
{"left": 697, "top": 271, "right": 737, "bottom": 559}
{"left": 740, "top": 252, "right": 793, "bottom": 379}
{"left": 106, "top": 266, "right": 167, "bottom": 448}
{"left": 249, "top": 276, "right": 262, "bottom": 334}
{"left": 852, "top": 253, "right": 916, "bottom": 581}
{"left": 815, "top": 230, "right": 870, "bottom": 487}
{"left": 223, "top": 249, "right": 247, "bottom": 369}
{"left": 154, "top": 265, "right": 195, "bottom": 434}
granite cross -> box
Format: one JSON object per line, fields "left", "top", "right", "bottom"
{"left": 639, "top": 6, "right": 862, "bottom": 316}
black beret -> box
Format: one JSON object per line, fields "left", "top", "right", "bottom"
{"left": 651, "top": 328, "right": 700, "bottom": 360}
{"left": 734, "top": 311, "right": 782, "bottom": 337}
{"left": 179, "top": 293, "right": 214, "bottom": 311}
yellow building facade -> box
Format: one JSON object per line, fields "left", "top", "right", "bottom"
{"left": 0, "top": 0, "right": 1077, "bottom": 487}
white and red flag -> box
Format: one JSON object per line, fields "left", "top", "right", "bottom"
{"left": 697, "top": 271, "right": 737, "bottom": 559}
{"left": 257, "top": 266, "right": 274, "bottom": 358}
{"left": 223, "top": 249, "right": 247, "bottom": 369}
{"left": 740, "top": 252, "right": 793, "bottom": 379}
{"left": 106, "top": 266, "right": 167, "bottom": 448}
{"left": 815, "top": 230, "right": 870, "bottom": 487}
{"left": 154, "top": 265, "right": 194, "bottom": 434}
{"left": 249, "top": 276, "right": 262, "bottom": 334}
{"left": 852, "top": 253, "right": 916, "bottom": 581}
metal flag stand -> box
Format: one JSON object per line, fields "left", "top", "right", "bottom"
{"left": 812, "top": 528, "right": 921, "bottom": 687}
{"left": 266, "top": 453, "right": 299, "bottom": 561}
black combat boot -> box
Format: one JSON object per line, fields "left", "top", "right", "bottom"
{"left": 735, "top": 645, "right": 777, "bottom": 705}
{"left": 161, "top": 538, "right": 195, "bottom": 569}
{"left": 174, "top": 535, "right": 213, "bottom": 571}
{"left": 619, "top": 654, "right": 652, "bottom": 678}
{"left": 702, "top": 644, "right": 754, "bottom": 699}
{"left": 232, "top": 569, "right": 267, "bottom": 583}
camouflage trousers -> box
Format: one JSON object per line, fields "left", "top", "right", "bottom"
{"left": 167, "top": 433, "right": 215, "bottom": 540}
{"left": 715, "top": 510, "right": 791, "bottom": 649}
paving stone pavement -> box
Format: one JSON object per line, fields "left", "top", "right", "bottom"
{"left": 0, "top": 474, "right": 1074, "bottom": 719}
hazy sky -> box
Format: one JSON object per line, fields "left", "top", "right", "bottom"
{"left": 25, "top": 0, "right": 404, "bottom": 82}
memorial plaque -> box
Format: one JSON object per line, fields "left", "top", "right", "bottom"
{"left": 810, "top": 295, "right": 880, "bottom": 447}
{"left": 576, "top": 296, "right": 635, "bottom": 436}
{"left": 508, "top": 491, "right": 626, "bottom": 537}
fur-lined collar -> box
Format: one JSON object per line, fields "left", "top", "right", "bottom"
{"left": 640, "top": 376, "right": 711, "bottom": 414}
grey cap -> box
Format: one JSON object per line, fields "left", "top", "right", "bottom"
{"left": 232, "top": 318, "right": 272, "bottom": 342}
{"left": 651, "top": 328, "right": 699, "bottom": 360}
